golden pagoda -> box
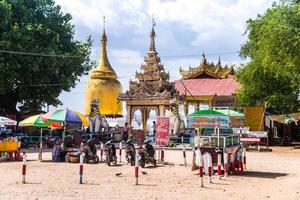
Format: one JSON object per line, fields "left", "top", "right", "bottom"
{"left": 84, "top": 19, "right": 122, "bottom": 117}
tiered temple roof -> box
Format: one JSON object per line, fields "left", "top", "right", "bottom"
{"left": 119, "top": 25, "right": 180, "bottom": 101}
{"left": 175, "top": 53, "right": 239, "bottom": 97}
{"left": 179, "top": 53, "right": 234, "bottom": 80}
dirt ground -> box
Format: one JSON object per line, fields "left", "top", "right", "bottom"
{"left": 0, "top": 147, "right": 300, "bottom": 200}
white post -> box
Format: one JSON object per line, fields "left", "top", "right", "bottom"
{"left": 217, "top": 127, "right": 220, "bottom": 147}
{"left": 217, "top": 153, "right": 222, "bottom": 180}
{"left": 135, "top": 153, "right": 139, "bottom": 185}
{"left": 224, "top": 152, "right": 228, "bottom": 177}
{"left": 79, "top": 153, "right": 84, "bottom": 184}
{"left": 208, "top": 154, "right": 212, "bottom": 183}
{"left": 198, "top": 149, "right": 204, "bottom": 187}
{"left": 22, "top": 152, "right": 27, "bottom": 184}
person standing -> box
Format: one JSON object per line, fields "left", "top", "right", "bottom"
{"left": 123, "top": 122, "right": 129, "bottom": 141}
{"left": 152, "top": 121, "right": 156, "bottom": 136}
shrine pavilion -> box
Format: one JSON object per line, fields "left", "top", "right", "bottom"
{"left": 175, "top": 53, "right": 240, "bottom": 115}
{"left": 118, "top": 24, "right": 181, "bottom": 131}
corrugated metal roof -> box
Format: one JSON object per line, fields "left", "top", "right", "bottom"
{"left": 175, "top": 78, "right": 240, "bottom": 96}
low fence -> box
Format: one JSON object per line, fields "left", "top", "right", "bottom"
{"left": 146, "top": 135, "right": 193, "bottom": 146}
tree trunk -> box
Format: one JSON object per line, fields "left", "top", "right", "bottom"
{"left": 0, "top": 92, "right": 18, "bottom": 114}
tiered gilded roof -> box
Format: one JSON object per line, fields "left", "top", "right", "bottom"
{"left": 119, "top": 25, "right": 180, "bottom": 101}
{"left": 179, "top": 53, "right": 234, "bottom": 80}
{"left": 176, "top": 53, "right": 239, "bottom": 97}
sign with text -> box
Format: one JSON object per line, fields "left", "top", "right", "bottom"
{"left": 232, "top": 127, "right": 250, "bottom": 134}
{"left": 187, "top": 115, "right": 229, "bottom": 128}
{"left": 240, "top": 137, "right": 261, "bottom": 142}
{"left": 155, "top": 116, "right": 170, "bottom": 146}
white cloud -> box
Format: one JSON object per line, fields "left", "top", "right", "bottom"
{"left": 110, "top": 49, "right": 143, "bottom": 65}
{"left": 148, "top": 0, "right": 273, "bottom": 46}
{"left": 55, "top": 0, "right": 116, "bottom": 30}
{"left": 55, "top": 0, "right": 147, "bottom": 31}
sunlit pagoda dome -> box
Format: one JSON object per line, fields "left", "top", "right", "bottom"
{"left": 84, "top": 20, "right": 122, "bottom": 117}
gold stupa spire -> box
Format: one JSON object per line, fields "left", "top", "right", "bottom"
{"left": 85, "top": 16, "right": 122, "bottom": 117}
{"left": 91, "top": 16, "right": 117, "bottom": 79}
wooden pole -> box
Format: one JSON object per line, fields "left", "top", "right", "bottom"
{"left": 38, "top": 128, "right": 43, "bottom": 161}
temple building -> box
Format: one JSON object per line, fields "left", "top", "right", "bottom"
{"left": 119, "top": 24, "right": 181, "bottom": 131}
{"left": 84, "top": 21, "right": 122, "bottom": 117}
{"left": 175, "top": 53, "right": 240, "bottom": 115}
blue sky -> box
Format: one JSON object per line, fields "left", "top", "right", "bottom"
{"left": 52, "top": 0, "right": 274, "bottom": 114}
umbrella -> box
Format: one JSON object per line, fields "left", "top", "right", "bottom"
{"left": 19, "top": 114, "right": 62, "bottom": 128}
{"left": 0, "top": 116, "right": 17, "bottom": 126}
{"left": 42, "top": 108, "right": 89, "bottom": 149}
{"left": 19, "top": 114, "right": 62, "bottom": 161}
{"left": 42, "top": 108, "right": 89, "bottom": 126}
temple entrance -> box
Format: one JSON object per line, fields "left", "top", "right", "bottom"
{"left": 147, "top": 109, "right": 158, "bottom": 135}
{"left": 128, "top": 105, "right": 160, "bottom": 132}
{"left": 131, "top": 109, "right": 142, "bottom": 130}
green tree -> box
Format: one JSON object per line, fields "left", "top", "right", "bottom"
{"left": 0, "top": 0, "right": 94, "bottom": 113}
{"left": 237, "top": 0, "right": 300, "bottom": 114}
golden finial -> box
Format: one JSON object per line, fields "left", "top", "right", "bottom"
{"left": 217, "top": 55, "right": 221, "bottom": 66}
{"left": 149, "top": 15, "right": 156, "bottom": 52}
{"left": 91, "top": 16, "right": 117, "bottom": 79}
{"left": 103, "top": 16, "right": 106, "bottom": 31}
{"left": 152, "top": 15, "right": 156, "bottom": 27}
{"left": 102, "top": 16, "right": 107, "bottom": 41}
{"left": 201, "top": 52, "right": 207, "bottom": 65}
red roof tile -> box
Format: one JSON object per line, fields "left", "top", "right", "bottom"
{"left": 174, "top": 77, "right": 240, "bottom": 96}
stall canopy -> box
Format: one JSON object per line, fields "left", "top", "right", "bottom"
{"left": 268, "top": 112, "right": 300, "bottom": 124}
{"left": 190, "top": 110, "right": 224, "bottom": 116}
{"left": 188, "top": 109, "right": 229, "bottom": 128}
{"left": 217, "top": 109, "right": 245, "bottom": 127}
{"left": 216, "top": 109, "right": 245, "bottom": 117}
{"left": 0, "top": 116, "right": 17, "bottom": 126}
{"left": 188, "top": 109, "right": 245, "bottom": 128}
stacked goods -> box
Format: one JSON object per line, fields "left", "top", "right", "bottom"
{"left": 69, "top": 155, "right": 80, "bottom": 163}
{"left": 0, "top": 139, "right": 19, "bottom": 152}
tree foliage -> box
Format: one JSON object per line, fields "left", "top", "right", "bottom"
{"left": 0, "top": 0, "right": 94, "bottom": 113}
{"left": 236, "top": 1, "right": 300, "bottom": 114}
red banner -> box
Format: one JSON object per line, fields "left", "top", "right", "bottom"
{"left": 155, "top": 116, "right": 170, "bottom": 146}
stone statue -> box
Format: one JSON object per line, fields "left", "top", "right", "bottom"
{"left": 167, "top": 99, "right": 185, "bottom": 135}
{"left": 90, "top": 99, "right": 109, "bottom": 134}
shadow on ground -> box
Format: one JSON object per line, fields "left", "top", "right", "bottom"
{"left": 234, "top": 171, "right": 289, "bottom": 179}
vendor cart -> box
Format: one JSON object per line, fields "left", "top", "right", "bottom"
{"left": 0, "top": 139, "right": 22, "bottom": 161}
